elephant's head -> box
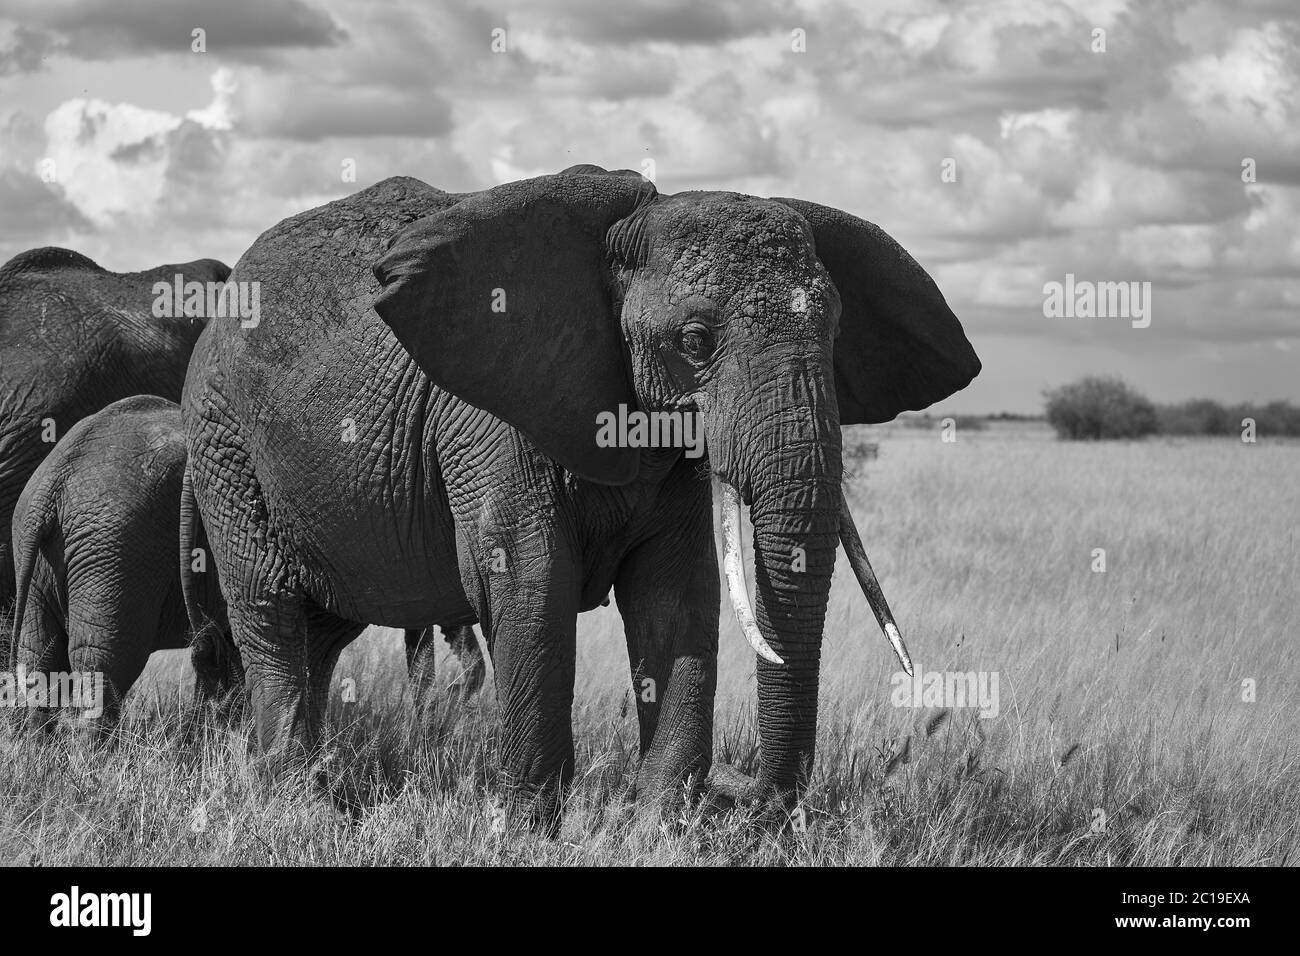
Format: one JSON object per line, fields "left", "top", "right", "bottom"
{"left": 372, "top": 165, "right": 979, "bottom": 806}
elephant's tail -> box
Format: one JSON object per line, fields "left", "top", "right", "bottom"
{"left": 179, "top": 465, "right": 206, "bottom": 636}
{"left": 9, "top": 492, "right": 52, "bottom": 670}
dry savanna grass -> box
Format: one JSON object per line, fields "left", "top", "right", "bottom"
{"left": 2, "top": 421, "right": 1297, "bottom": 865}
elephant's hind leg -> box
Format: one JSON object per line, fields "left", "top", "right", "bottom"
{"left": 230, "top": 591, "right": 360, "bottom": 779}
{"left": 63, "top": 582, "right": 164, "bottom": 734}
{"left": 12, "top": 557, "right": 70, "bottom": 733}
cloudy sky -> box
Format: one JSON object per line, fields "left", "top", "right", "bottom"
{"left": 1, "top": 0, "right": 1296, "bottom": 413}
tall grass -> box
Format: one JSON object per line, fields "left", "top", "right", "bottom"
{"left": 2, "top": 422, "right": 1296, "bottom": 865}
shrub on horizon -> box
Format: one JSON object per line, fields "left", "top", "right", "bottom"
{"left": 1044, "top": 376, "right": 1158, "bottom": 440}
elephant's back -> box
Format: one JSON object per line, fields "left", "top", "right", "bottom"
{"left": 0, "top": 250, "right": 123, "bottom": 465}
{"left": 0, "top": 247, "right": 102, "bottom": 283}
{"left": 46, "top": 395, "right": 185, "bottom": 474}
{"left": 84, "top": 394, "right": 185, "bottom": 449}
{"left": 0, "top": 248, "right": 105, "bottom": 352}
{"left": 232, "top": 176, "right": 461, "bottom": 294}
{"left": 42, "top": 396, "right": 187, "bottom": 520}
{"left": 0, "top": 247, "right": 216, "bottom": 419}
{"left": 3, "top": 248, "right": 166, "bottom": 341}
{"left": 210, "top": 176, "right": 465, "bottom": 423}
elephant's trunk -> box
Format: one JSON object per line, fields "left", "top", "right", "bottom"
{"left": 711, "top": 352, "right": 914, "bottom": 809}
{"left": 712, "top": 358, "right": 843, "bottom": 807}
{"left": 719, "top": 480, "right": 914, "bottom": 801}
{"left": 746, "top": 469, "right": 841, "bottom": 804}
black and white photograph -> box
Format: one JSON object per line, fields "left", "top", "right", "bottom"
{"left": 0, "top": 0, "right": 1294, "bottom": 911}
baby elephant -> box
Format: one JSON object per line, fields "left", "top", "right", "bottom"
{"left": 9, "top": 395, "right": 237, "bottom": 730}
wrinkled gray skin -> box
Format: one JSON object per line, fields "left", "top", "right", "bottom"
{"left": 183, "top": 166, "right": 979, "bottom": 827}
{"left": 0, "top": 247, "right": 230, "bottom": 611}
{"left": 10, "top": 396, "right": 238, "bottom": 731}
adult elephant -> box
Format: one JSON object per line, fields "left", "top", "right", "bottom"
{"left": 0, "top": 246, "right": 230, "bottom": 609}
{"left": 182, "top": 166, "right": 979, "bottom": 825}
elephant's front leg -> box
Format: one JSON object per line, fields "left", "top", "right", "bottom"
{"left": 614, "top": 490, "right": 719, "bottom": 808}
{"left": 471, "top": 519, "right": 580, "bottom": 835}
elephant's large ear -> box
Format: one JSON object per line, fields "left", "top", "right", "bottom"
{"left": 373, "top": 172, "right": 656, "bottom": 485}
{"left": 771, "top": 198, "right": 981, "bottom": 424}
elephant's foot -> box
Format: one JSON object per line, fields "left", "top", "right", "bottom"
{"left": 245, "top": 740, "right": 321, "bottom": 791}
{"left": 625, "top": 767, "right": 715, "bottom": 831}
{"left": 513, "top": 785, "right": 566, "bottom": 839}
{"left": 498, "top": 751, "right": 573, "bottom": 839}
{"left": 628, "top": 742, "right": 714, "bottom": 810}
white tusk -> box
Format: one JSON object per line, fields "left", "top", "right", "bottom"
{"left": 838, "top": 497, "right": 914, "bottom": 677}
{"left": 720, "top": 483, "right": 784, "bottom": 665}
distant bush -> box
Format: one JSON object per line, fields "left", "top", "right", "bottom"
{"left": 1247, "top": 400, "right": 1300, "bottom": 437}
{"left": 1045, "top": 378, "right": 1300, "bottom": 440}
{"left": 1044, "top": 377, "right": 1158, "bottom": 440}
{"left": 1159, "top": 398, "right": 1300, "bottom": 437}
{"left": 1157, "top": 399, "right": 1235, "bottom": 435}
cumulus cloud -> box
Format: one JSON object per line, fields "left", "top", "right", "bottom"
{"left": 0, "top": 167, "right": 91, "bottom": 240}
{"left": 515, "top": 0, "right": 788, "bottom": 46}
{"left": 0, "top": 0, "right": 343, "bottom": 68}
{"left": 229, "top": 73, "right": 454, "bottom": 141}
{"left": 0, "top": 0, "right": 1296, "bottom": 408}
{"left": 0, "top": 23, "right": 56, "bottom": 74}
{"left": 41, "top": 97, "right": 218, "bottom": 224}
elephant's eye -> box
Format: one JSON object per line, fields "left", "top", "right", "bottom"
{"left": 679, "top": 325, "right": 714, "bottom": 362}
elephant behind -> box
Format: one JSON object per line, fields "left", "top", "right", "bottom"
{"left": 183, "top": 167, "right": 979, "bottom": 827}
{"left": 9, "top": 396, "right": 238, "bottom": 730}
{"left": 0, "top": 246, "right": 230, "bottom": 611}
